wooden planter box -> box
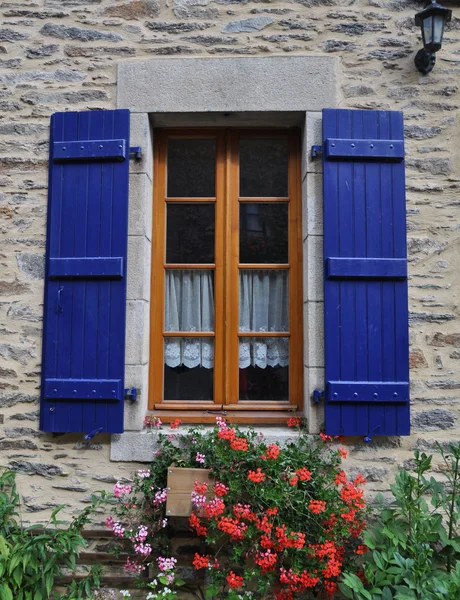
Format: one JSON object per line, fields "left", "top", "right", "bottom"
{"left": 166, "top": 466, "right": 213, "bottom": 517}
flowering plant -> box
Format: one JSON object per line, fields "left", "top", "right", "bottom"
{"left": 107, "top": 417, "right": 367, "bottom": 599}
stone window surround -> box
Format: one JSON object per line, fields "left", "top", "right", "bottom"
{"left": 111, "top": 55, "right": 339, "bottom": 462}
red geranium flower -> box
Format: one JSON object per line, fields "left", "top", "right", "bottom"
{"left": 226, "top": 571, "right": 244, "bottom": 589}
{"left": 248, "top": 468, "right": 265, "bottom": 483}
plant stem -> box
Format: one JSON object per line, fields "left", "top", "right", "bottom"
{"left": 447, "top": 451, "right": 459, "bottom": 573}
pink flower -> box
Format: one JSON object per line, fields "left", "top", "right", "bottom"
{"left": 134, "top": 542, "right": 152, "bottom": 557}
{"left": 191, "top": 491, "right": 207, "bottom": 507}
{"left": 113, "top": 482, "right": 132, "bottom": 498}
{"left": 196, "top": 452, "right": 206, "bottom": 464}
{"left": 157, "top": 557, "right": 177, "bottom": 572}
{"left": 137, "top": 469, "right": 150, "bottom": 479}
{"left": 124, "top": 558, "right": 143, "bottom": 574}
{"left": 144, "top": 415, "right": 162, "bottom": 429}
{"left": 113, "top": 522, "right": 125, "bottom": 537}
{"left": 105, "top": 516, "right": 115, "bottom": 529}
{"left": 134, "top": 525, "right": 148, "bottom": 542}
{"left": 216, "top": 416, "right": 228, "bottom": 430}
{"left": 153, "top": 488, "right": 167, "bottom": 505}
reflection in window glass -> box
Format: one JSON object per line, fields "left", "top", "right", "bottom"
{"left": 240, "top": 138, "right": 288, "bottom": 197}
{"left": 239, "top": 365, "right": 289, "bottom": 401}
{"left": 167, "top": 204, "right": 215, "bottom": 264}
{"left": 164, "top": 337, "right": 214, "bottom": 400}
{"left": 167, "top": 139, "right": 216, "bottom": 197}
{"left": 240, "top": 203, "right": 288, "bottom": 263}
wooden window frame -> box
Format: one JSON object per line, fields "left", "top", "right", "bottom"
{"left": 149, "top": 128, "right": 303, "bottom": 424}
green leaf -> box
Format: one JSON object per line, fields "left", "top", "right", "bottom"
{"left": 0, "top": 537, "right": 9, "bottom": 558}
{"left": 12, "top": 567, "right": 22, "bottom": 588}
{"left": 382, "top": 587, "right": 393, "bottom": 600}
{"left": 205, "top": 585, "right": 219, "bottom": 598}
{"left": 0, "top": 585, "right": 13, "bottom": 600}
{"left": 373, "top": 551, "right": 386, "bottom": 571}
{"left": 338, "top": 583, "right": 356, "bottom": 599}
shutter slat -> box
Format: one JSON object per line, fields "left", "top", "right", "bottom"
{"left": 41, "top": 110, "right": 130, "bottom": 434}
{"left": 323, "top": 108, "right": 409, "bottom": 438}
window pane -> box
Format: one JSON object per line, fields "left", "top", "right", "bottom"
{"left": 240, "top": 203, "right": 288, "bottom": 263}
{"left": 165, "top": 270, "right": 214, "bottom": 332}
{"left": 166, "top": 204, "right": 215, "bottom": 264}
{"left": 240, "top": 138, "right": 288, "bottom": 197}
{"left": 239, "top": 270, "right": 288, "bottom": 332}
{"left": 167, "top": 139, "right": 216, "bottom": 197}
{"left": 164, "top": 337, "right": 214, "bottom": 400}
{"left": 239, "top": 337, "right": 289, "bottom": 400}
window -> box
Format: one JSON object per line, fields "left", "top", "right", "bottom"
{"left": 150, "top": 129, "right": 303, "bottom": 422}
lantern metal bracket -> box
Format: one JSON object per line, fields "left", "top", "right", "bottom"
{"left": 414, "top": 48, "right": 437, "bottom": 74}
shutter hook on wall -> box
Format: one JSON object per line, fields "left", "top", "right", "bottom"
{"left": 363, "top": 425, "right": 381, "bottom": 444}
{"left": 129, "top": 146, "right": 142, "bottom": 160}
{"left": 84, "top": 427, "right": 103, "bottom": 441}
{"left": 57, "top": 286, "right": 64, "bottom": 313}
{"left": 313, "top": 389, "right": 324, "bottom": 404}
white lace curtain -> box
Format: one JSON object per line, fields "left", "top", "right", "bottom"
{"left": 164, "top": 269, "right": 289, "bottom": 370}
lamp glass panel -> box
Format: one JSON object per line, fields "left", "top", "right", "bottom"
{"left": 423, "top": 15, "right": 433, "bottom": 46}
{"left": 433, "top": 14, "right": 445, "bottom": 46}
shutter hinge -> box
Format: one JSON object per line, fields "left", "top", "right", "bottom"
{"left": 311, "top": 145, "right": 322, "bottom": 160}
{"left": 313, "top": 389, "right": 324, "bottom": 404}
{"left": 129, "top": 146, "right": 142, "bottom": 160}
{"left": 84, "top": 427, "right": 103, "bottom": 441}
{"left": 125, "top": 387, "right": 137, "bottom": 402}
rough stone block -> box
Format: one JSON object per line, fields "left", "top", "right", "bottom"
{"left": 128, "top": 173, "right": 153, "bottom": 238}
{"left": 412, "top": 409, "right": 456, "bottom": 431}
{"left": 222, "top": 17, "right": 274, "bottom": 33}
{"left": 304, "top": 301, "right": 324, "bottom": 368}
{"left": 128, "top": 113, "right": 153, "bottom": 180}
{"left": 118, "top": 56, "right": 339, "bottom": 114}
{"left": 304, "top": 366, "right": 325, "bottom": 433}
{"left": 127, "top": 235, "right": 151, "bottom": 302}
{"left": 125, "top": 300, "right": 150, "bottom": 365}
{"left": 124, "top": 363, "right": 149, "bottom": 431}
{"left": 303, "top": 172, "right": 323, "bottom": 237}
{"left": 305, "top": 236, "right": 324, "bottom": 303}
{"left": 305, "top": 111, "right": 323, "bottom": 177}
{"left": 111, "top": 431, "right": 155, "bottom": 462}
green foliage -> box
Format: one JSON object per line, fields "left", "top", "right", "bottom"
{"left": 339, "top": 443, "right": 460, "bottom": 600}
{"left": 0, "top": 468, "right": 103, "bottom": 599}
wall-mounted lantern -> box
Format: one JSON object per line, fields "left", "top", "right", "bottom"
{"left": 414, "top": 0, "right": 452, "bottom": 74}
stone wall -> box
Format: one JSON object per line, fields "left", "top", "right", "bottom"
{"left": 0, "top": 0, "right": 460, "bottom": 529}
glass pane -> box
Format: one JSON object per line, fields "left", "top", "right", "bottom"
{"left": 165, "top": 270, "right": 214, "bottom": 332}
{"left": 240, "top": 138, "right": 288, "bottom": 197}
{"left": 240, "top": 203, "right": 288, "bottom": 263}
{"left": 239, "top": 270, "right": 288, "bottom": 332}
{"left": 166, "top": 204, "right": 215, "bottom": 263}
{"left": 167, "top": 139, "right": 216, "bottom": 197}
{"left": 164, "top": 337, "right": 214, "bottom": 400}
{"left": 239, "top": 336, "right": 289, "bottom": 400}
{"left": 423, "top": 16, "right": 433, "bottom": 46}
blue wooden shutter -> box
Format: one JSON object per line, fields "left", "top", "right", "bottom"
{"left": 322, "top": 109, "right": 409, "bottom": 437}
{"left": 40, "top": 109, "right": 130, "bottom": 434}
